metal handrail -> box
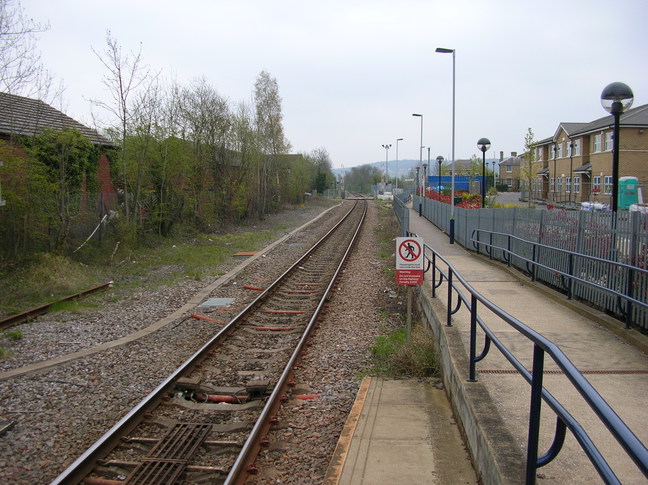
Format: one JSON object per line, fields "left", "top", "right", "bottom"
{"left": 471, "top": 228, "right": 648, "bottom": 328}
{"left": 414, "top": 232, "right": 648, "bottom": 484}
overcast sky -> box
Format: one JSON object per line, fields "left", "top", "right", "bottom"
{"left": 21, "top": 0, "right": 648, "bottom": 169}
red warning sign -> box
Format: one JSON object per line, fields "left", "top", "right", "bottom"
{"left": 396, "top": 237, "right": 424, "bottom": 285}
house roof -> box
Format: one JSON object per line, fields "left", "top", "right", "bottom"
{"left": 0, "top": 92, "right": 113, "bottom": 146}
{"left": 570, "top": 103, "right": 648, "bottom": 136}
{"left": 534, "top": 103, "right": 648, "bottom": 147}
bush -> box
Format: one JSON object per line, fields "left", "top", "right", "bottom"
{"left": 496, "top": 184, "right": 509, "bottom": 192}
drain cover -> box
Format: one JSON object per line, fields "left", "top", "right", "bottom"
{"left": 199, "top": 298, "right": 235, "bottom": 308}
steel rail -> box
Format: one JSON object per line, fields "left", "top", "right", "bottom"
{"left": 0, "top": 281, "right": 113, "bottom": 330}
{"left": 51, "top": 200, "right": 365, "bottom": 485}
{"left": 225, "top": 199, "right": 367, "bottom": 484}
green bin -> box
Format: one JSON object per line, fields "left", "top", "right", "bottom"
{"left": 618, "top": 176, "right": 639, "bottom": 210}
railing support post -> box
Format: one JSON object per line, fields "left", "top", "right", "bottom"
{"left": 446, "top": 269, "right": 453, "bottom": 326}
{"left": 526, "top": 344, "right": 545, "bottom": 485}
{"left": 468, "top": 295, "right": 478, "bottom": 382}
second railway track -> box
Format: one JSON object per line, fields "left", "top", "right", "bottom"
{"left": 51, "top": 199, "right": 367, "bottom": 485}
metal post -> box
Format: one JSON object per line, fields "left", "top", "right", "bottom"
{"left": 526, "top": 344, "right": 545, "bottom": 485}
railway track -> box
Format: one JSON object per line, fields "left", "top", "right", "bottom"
{"left": 51, "top": 199, "right": 367, "bottom": 485}
{"left": 0, "top": 282, "right": 113, "bottom": 331}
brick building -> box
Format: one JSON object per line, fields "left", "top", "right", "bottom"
{"left": 530, "top": 104, "right": 648, "bottom": 206}
{"left": 0, "top": 92, "right": 116, "bottom": 214}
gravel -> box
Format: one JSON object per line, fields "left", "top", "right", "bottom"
{"left": 0, "top": 199, "right": 406, "bottom": 484}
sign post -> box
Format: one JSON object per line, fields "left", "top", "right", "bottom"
{"left": 396, "top": 237, "right": 424, "bottom": 347}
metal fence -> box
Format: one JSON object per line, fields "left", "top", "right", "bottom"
{"left": 412, "top": 194, "right": 648, "bottom": 329}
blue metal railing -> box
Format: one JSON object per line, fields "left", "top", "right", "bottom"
{"left": 471, "top": 228, "right": 648, "bottom": 329}
{"left": 414, "top": 231, "right": 648, "bottom": 484}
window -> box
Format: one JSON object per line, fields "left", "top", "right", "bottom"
{"left": 605, "top": 132, "right": 613, "bottom": 151}
{"left": 594, "top": 134, "right": 602, "bottom": 152}
{"left": 593, "top": 176, "right": 601, "bottom": 193}
{"left": 574, "top": 176, "right": 580, "bottom": 194}
{"left": 550, "top": 177, "right": 555, "bottom": 193}
{"left": 566, "top": 176, "right": 571, "bottom": 193}
{"left": 604, "top": 176, "right": 612, "bottom": 194}
{"left": 536, "top": 147, "right": 542, "bottom": 161}
{"left": 567, "top": 142, "right": 572, "bottom": 158}
{"left": 551, "top": 145, "right": 556, "bottom": 159}
{"left": 573, "top": 139, "right": 581, "bottom": 156}
{"left": 557, "top": 142, "right": 563, "bottom": 158}
{"left": 506, "top": 164, "right": 512, "bottom": 173}
{"left": 557, "top": 177, "right": 563, "bottom": 194}
{"left": 506, "top": 178, "right": 512, "bottom": 186}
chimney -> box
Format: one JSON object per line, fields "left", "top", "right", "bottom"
{"left": 499, "top": 151, "right": 504, "bottom": 161}
{"left": 511, "top": 151, "right": 517, "bottom": 157}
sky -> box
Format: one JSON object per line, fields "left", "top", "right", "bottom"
{"left": 19, "top": 0, "right": 648, "bottom": 169}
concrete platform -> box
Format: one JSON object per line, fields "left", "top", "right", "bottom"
{"left": 327, "top": 205, "right": 648, "bottom": 485}
{"left": 324, "top": 377, "right": 477, "bottom": 485}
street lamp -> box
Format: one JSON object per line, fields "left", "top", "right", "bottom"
{"left": 491, "top": 160, "right": 496, "bottom": 189}
{"left": 600, "top": 82, "right": 634, "bottom": 212}
{"left": 395, "top": 138, "right": 403, "bottom": 190}
{"left": 436, "top": 155, "right": 444, "bottom": 193}
{"left": 568, "top": 139, "right": 574, "bottom": 205}
{"left": 381, "top": 144, "right": 391, "bottom": 186}
{"left": 412, "top": 114, "right": 423, "bottom": 195}
{"left": 423, "top": 161, "right": 428, "bottom": 197}
{"left": 477, "top": 138, "right": 491, "bottom": 208}
{"left": 436, "top": 47, "right": 456, "bottom": 243}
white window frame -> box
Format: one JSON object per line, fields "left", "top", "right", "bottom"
{"left": 557, "top": 177, "right": 563, "bottom": 194}
{"left": 550, "top": 177, "right": 555, "bottom": 193}
{"left": 566, "top": 176, "right": 571, "bottom": 193}
{"left": 604, "top": 176, "right": 613, "bottom": 194}
{"left": 506, "top": 164, "right": 512, "bottom": 173}
{"left": 605, "top": 132, "right": 613, "bottom": 151}
{"left": 594, "top": 134, "right": 602, "bottom": 153}
{"left": 557, "top": 142, "right": 563, "bottom": 159}
{"left": 573, "top": 139, "right": 581, "bottom": 156}
{"left": 574, "top": 176, "right": 580, "bottom": 194}
{"left": 593, "top": 176, "right": 601, "bottom": 193}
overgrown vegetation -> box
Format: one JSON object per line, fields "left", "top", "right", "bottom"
{"left": 0, "top": 199, "right": 334, "bottom": 316}
{"left": 369, "top": 201, "right": 439, "bottom": 378}
{"left": 370, "top": 326, "right": 438, "bottom": 377}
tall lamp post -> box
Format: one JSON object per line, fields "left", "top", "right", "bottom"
{"left": 436, "top": 156, "right": 444, "bottom": 193}
{"left": 381, "top": 144, "right": 391, "bottom": 187}
{"left": 423, "top": 160, "right": 428, "bottom": 197}
{"left": 436, "top": 47, "right": 456, "bottom": 243}
{"left": 491, "top": 160, "right": 496, "bottom": 189}
{"left": 412, "top": 114, "right": 423, "bottom": 195}
{"left": 477, "top": 138, "right": 491, "bottom": 208}
{"left": 600, "top": 82, "right": 634, "bottom": 212}
{"left": 395, "top": 138, "right": 403, "bottom": 190}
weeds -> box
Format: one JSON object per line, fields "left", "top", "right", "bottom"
{"left": 4, "top": 329, "right": 23, "bottom": 341}
{"left": 370, "top": 324, "right": 438, "bottom": 377}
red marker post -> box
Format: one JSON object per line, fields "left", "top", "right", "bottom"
{"left": 396, "top": 237, "right": 424, "bottom": 347}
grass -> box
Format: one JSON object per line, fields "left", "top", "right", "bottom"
{"left": 370, "top": 324, "right": 438, "bottom": 378}
{"left": 367, "top": 200, "right": 439, "bottom": 378}
{"left": 3, "top": 329, "right": 23, "bottom": 341}
{"left": 0, "top": 221, "right": 290, "bottom": 317}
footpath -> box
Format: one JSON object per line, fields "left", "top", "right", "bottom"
{"left": 326, "top": 204, "right": 648, "bottom": 485}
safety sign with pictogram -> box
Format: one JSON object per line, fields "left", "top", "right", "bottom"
{"left": 396, "top": 236, "right": 424, "bottom": 285}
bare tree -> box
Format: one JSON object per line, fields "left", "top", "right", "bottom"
{"left": 92, "top": 30, "right": 151, "bottom": 221}
{"left": 253, "top": 70, "right": 290, "bottom": 215}
{"left": 0, "top": 0, "right": 48, "bottom": 94}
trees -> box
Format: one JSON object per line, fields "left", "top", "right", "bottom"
{"left": 0, "top": 0, "right": 48, "bottom": 94}
{"left": 253, "top": 70, "right": 291, "bottom": 216}
{"left": 521, "top": 127, "right": 536, "bottom": 207}
{"left": 92, "top": 30, "right": 152, "bottom": 222}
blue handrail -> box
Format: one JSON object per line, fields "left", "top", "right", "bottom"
{"left": 471, "top": 228, "right": 648, "bottom": 328}
{"left": 414, "top": 232, "right": 648, "bottom": 484}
